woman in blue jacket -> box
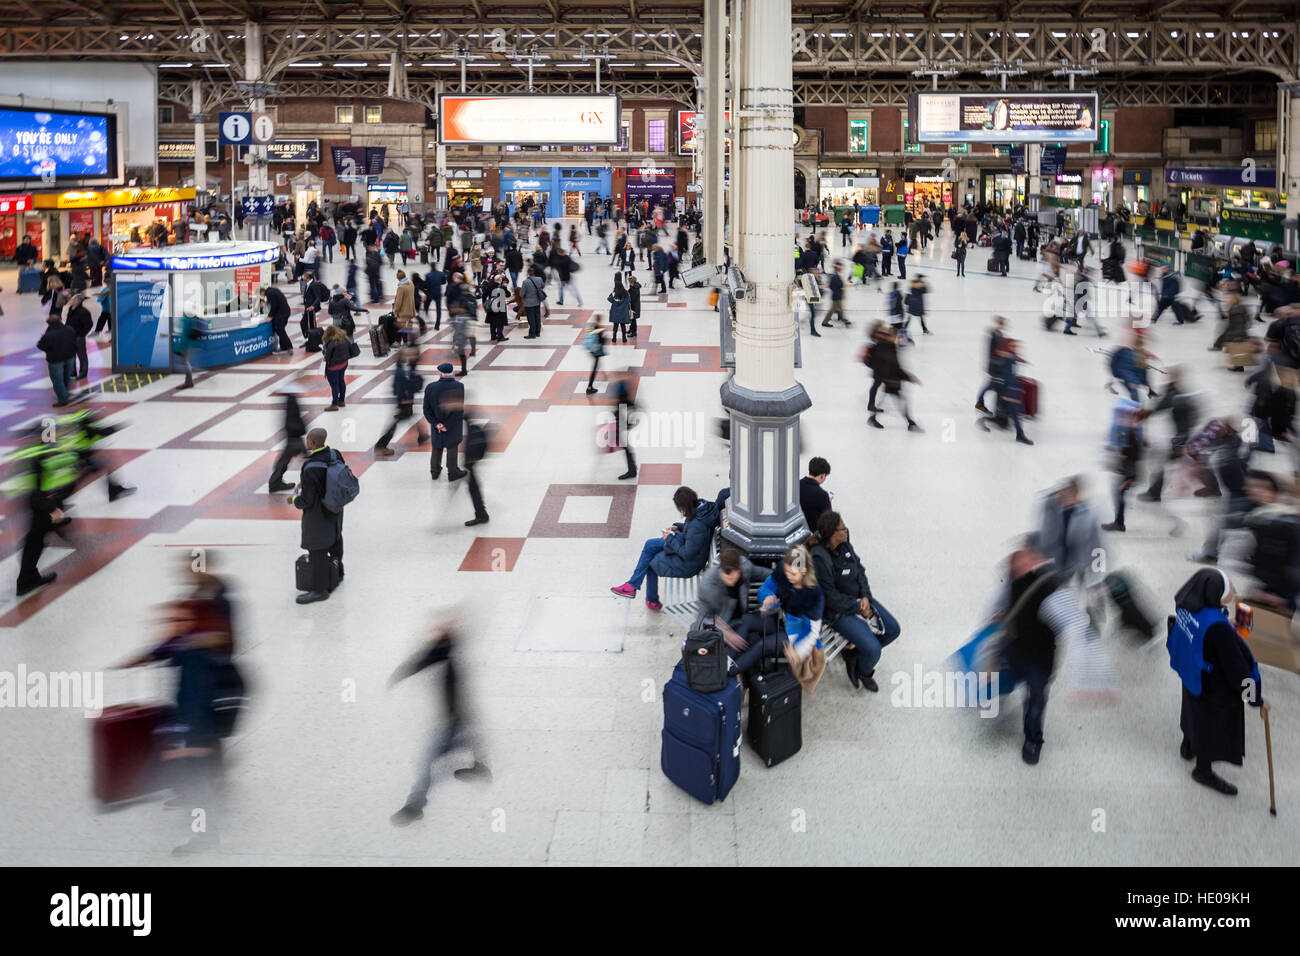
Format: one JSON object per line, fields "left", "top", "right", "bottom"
{"left": 611, "top": 485, "right": 728, "bottom": 610}
{"left": 728, "top": 544, "right": 824, "bottom": 676}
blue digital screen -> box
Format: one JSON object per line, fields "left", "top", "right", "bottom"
{"left": 0, "top": 108, "right": 115, "bottom": 180}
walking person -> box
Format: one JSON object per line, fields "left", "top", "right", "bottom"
{"left": 288, "top": 427, "right": 346, "bottom": 605}
{"left": 819, "top": 262, "right": 850, "bottom": 329}
{"left": 389, "top": 623, "right": 492, "bottom": 827}
{"left": 866, "top": 326, "right": 921, "bottom": 432}
{"left": 374, "top": 347, "right": 427, "bottom": 458}
{"left": 1101, "top": 399, "right": 1142, "bottom": 532}
{"left": 172, "top": 312, "right": 201, "bottom": 390}
{"left": 424, "top": 360, "right": 467, "bottom": 487}
{"left": 906, "top": 275, "right": 930, "bottom": 336}
{"left": 393, "top": 270, "right": 418, "bottom": 345}
{"left": 976, "top": 336, "right": 1034, "bottom": 446}
{"left": 321, "top": 325, "right": 352, "bottom": 411}
{"left": 974, "top": 316, "right": 1008, "bottom": 413}
{"left": 268, "top": 376, "right": 307, "bottom": 492}
{"left": 583, "top": 317, "right": 607, "bottom": 395}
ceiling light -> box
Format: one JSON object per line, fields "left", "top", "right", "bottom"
{"left": 290, "top": 61, "right": 323, "bottom": 67}
{"left": 159, "top": 62, "right": 193, "bottom": 68}
{"left": 334, "top": 62, "right": 367, "bottom": 67}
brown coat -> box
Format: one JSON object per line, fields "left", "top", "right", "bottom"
{"left": 393, "top": 281, "right": 417, "bottom": 322}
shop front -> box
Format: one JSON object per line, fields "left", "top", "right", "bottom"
{"left": 291, "top": 172, "right": 325, "bottom": 229}
{"left": 111, "top": 241, "right": 279, "bottom": 372}
{"left": 366, "top": 182, "right": 408, "bottom": 222}
{"left": 981, "top": 170, "right": 1026, "bottom": 209}
{"left": 0, "top": 193, "right": 33, "bottom": 259}
{"left": 1044, "top": 172, "right": 1085, "bottom": 208}
{"left": 624, "top": 165, "right": 676, "bottom": 211}
{"left": 818, "top": 168, "right": 880, "bottom": 207}
{"left": 1166, "top": 166, "right": 1280, "bottom": 224}
{"left": 499, "top": 167, "right": 552, "bottom": 217}
{"left": 1121, "top": 169, "right": 1153, "bottom": 212}
{"left": 557, "top": 168, "right": 611, "bottom": 217}
{"left": 440, "top": 167, "right": 484, "bottom": 206}
{"left": 1090, "top": 167, "right": 1115, "bottom": 209}
{"left": 903, "top": 171, "right": 954, "bottom": 217}
{"left": 32, "top": 187, "right": 196, "bottom": 256}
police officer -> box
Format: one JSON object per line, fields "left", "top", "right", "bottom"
{"left": 58, "top": 407, "right": 136, "bottom": 502}
{"left": 5, "top": 424, "right": 79, "bottom": 595}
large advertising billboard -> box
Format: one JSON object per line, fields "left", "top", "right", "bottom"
{"left": 910, "top": 92, "right": 1099, "bottom": 143}
{"left": 678, "top": 110, "right": 731, "bottom": 155}
{"left": 0, "top": 107, "right": 118, "bottom": 181}
{"left": 439, "top": 94, "right": 620, "bottom": 146}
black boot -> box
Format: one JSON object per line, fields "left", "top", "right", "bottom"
{"left": 1192, "top": 764, "right": 1237, "bottom": 795}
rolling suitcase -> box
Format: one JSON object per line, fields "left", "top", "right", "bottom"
{"left": 92, "top": 701, "right": 167, "bottom": 804}
{"left": 1020, "top": 377, "right": 1039, "bottom": 418}
{"left": 747, "top": 666, "right": 802, "bottom": 767}
{"left": 368, "top": 325, "right": 390, "bottom": 358}
{"left": 986, "top": 256, "right": 999, "bottom": 273}
{"left": 18, "top": 266, "right": 41, "bottom": 294}
{"left": 661, "top": 661, "right": 742, "bottom": 805}
{"left": 304, "top": 326, "right": 323, "bottom": 353}
{"left": 1104, "top": 570, "right": 1156, "bottom": 638}
{"left": 295, "top": 553, "right": 341, "bottom": 592}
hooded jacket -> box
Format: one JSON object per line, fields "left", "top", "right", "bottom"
{"left": 649, "top": 487, "right": 730, "bottom": 578}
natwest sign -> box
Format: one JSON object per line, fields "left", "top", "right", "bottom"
{"left": 439, "top": 94, "right": 620, "bottom": 146}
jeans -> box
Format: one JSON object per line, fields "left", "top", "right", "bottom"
{"left": 1114, "top": 475, "right": 1130, "bottom": 525}
{"left": 74, "top": 337, "right": 89, "bottom": 379}
{"left": 1005, "top": 654, "right": 1051, "bottom": 745}
{"left": 324, "top": 242, "right": 335, "bottom": 262}
{"left": 956, "top": 257, "right": 965, "bottom": 276}
{"left": 727, "top": 613, "right": 783, "bottom": 675}
{"left": 325, "top": 367, "right": 347, "bottom": 405}
{"left": 44, "top": 358, "right": 73, "bottom": 404}
{"left": 406, "top": 719, "right": 473, "bottom": 810}
{"left": 976, "top": 378, "right": 998, "bottom": 409}
{"left": 628, "top": 537, "right": 665, "bottom": 603}
{"left": 509, "top": 270, "right": 519, "bottom": 289}
{"left": 831, "top": 600, "right": 901, "bottom": 678}
{"left": 525, "top": 305, "right": 541, "bottom": 337}
{"left": 588, "top": 355, "right": 602, "bottom": 389}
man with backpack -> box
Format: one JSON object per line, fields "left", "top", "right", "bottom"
{"left": 289, "top": 427, "right": 356, "bottom": 605}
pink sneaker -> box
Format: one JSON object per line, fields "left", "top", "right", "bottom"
{"left": 610, "top": 583, "right": 636, "bottom": 598}
{"left": 646, "top": 600, "right": 663, "bottom": 611}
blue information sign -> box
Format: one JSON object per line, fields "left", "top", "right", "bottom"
{"left": 218, "top": 112, "right": 252, "bottom": 146}
{"left": 241, "top": 195, "right": 274, "bottom": 218}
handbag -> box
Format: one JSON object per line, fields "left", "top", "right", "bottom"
{"left": 783, "top": 639, "right": 827, "bottom": 695}
{"left": 347, "top": 339, "right": 361, "bottom": 359}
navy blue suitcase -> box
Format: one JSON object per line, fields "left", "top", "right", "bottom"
{"left": 661, "top": 661, "right": 742, "bottom": 805}
{"left": 18, "top": 267, "right": 40, "bottom": 294}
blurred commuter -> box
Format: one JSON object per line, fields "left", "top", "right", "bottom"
{"left": 289, "top": 427, "right": 346, "bottom": 605}
{"left": 390, "top": 623, "right": 492, "bottom": 827}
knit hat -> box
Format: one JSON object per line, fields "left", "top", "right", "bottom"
{"left": 437, "top": 362, "right": 454, "bottom": 374}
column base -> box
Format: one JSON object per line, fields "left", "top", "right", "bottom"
{"left": 719, "top": 378, "right": 812, "bottom": 561}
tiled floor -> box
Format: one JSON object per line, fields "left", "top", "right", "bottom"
{"left": 0, "top": 218, "right": 1296, "bottom": 865}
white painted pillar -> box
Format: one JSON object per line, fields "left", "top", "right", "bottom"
{"left": 732, "top": 0, "right": 795, "bottom": 393}
{"left": 191, "top": 79, "right": 207, "bottom": 192}
{"left": 1285, "top": 86, "right": 1300, "bottom": 250}
{"left": 244, "top": 22, "right": 268, "bottom": 197}
{"left": 718, "top": 0, "right": 810, "bottom": 558}
{"left": 702, "top": 0, "right": 725, "bottom": 264}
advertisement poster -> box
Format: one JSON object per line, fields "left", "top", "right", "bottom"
{"left": 158, "top": 140, "right": 219, "bottom": 163}
{"left": 237, "top": 139, "right": 321, "bottom": 163}
{"left": 234, "top": 264, "right": 263, "bottom": 304}
{"left": 678, "top": 110, "right": 730, "bottom": 155}
{"left": 439, "top": 95, "right": 620, "bottom": 145}
{"left": 68, "top": 208, "right": 95, "bottom": 238}
{"left": 114, "top": 275, "right": 172, "bottom": 369}
{"left": 0, "top": 108, "right": 113, "bottom": 179}
{"left": 913, "top": 92, "right": 1098, "bottom": 143}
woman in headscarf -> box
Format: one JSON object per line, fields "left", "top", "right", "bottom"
{"left": 1169, "top": 568, "right": 1269, "bottom": 796}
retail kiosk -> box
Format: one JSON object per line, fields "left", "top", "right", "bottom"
{"left": 110, "top": 241, "right": 279, "bottom": 373}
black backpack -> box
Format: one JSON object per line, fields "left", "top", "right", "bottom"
{"left": 682, "top": 623, "right": 727, "bottom": 693}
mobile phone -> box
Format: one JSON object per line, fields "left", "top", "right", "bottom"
{"left": 1235, "top": 602, "right": 1253, "bottom": 635}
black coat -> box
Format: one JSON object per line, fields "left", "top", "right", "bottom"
{"left": 67, "top": 305, "right": 93, "bottom": 338}
{"left": 294, "top": 446, "right": 343, "bottom": 551}
{"left": 423, "top": 376, "right": 465, "bottom": 448}
{"left": 37, "top": 322, "right": 77, "bottom": 362}
{"left": 282, "top": 393, "right": 306, "bottom": 438}
{"left": 798, "top": 475, "right": 831, "bottom": 531}
{"left": 810, "top": 540, "right": 874, "bottom": 621}
{"left": 1180, "top": 619, "right": 1261, "bottom": 765}
{"left": 265, "top": 286, "right": 290, "bottom": 324}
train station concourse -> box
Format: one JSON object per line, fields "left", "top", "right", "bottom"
{"left": 0, "top": 0, "right": 1298, "bottom": 918}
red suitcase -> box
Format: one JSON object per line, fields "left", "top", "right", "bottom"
{"left": 1020, "top": 377, "right": 1040, "bottom": 418}
{"left": 92, "top": 702, "right": 168, "bottom": 804}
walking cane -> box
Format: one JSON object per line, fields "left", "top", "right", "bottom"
{"left": 1263, "top": 707, "right": 1277, "bottom": 816}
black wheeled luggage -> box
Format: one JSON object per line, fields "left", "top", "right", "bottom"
{"left": 296, "top": 553, "right": 341, "bottom": 592}
{"left": 747, "top": 667, "right": 802, "bottom": 767}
